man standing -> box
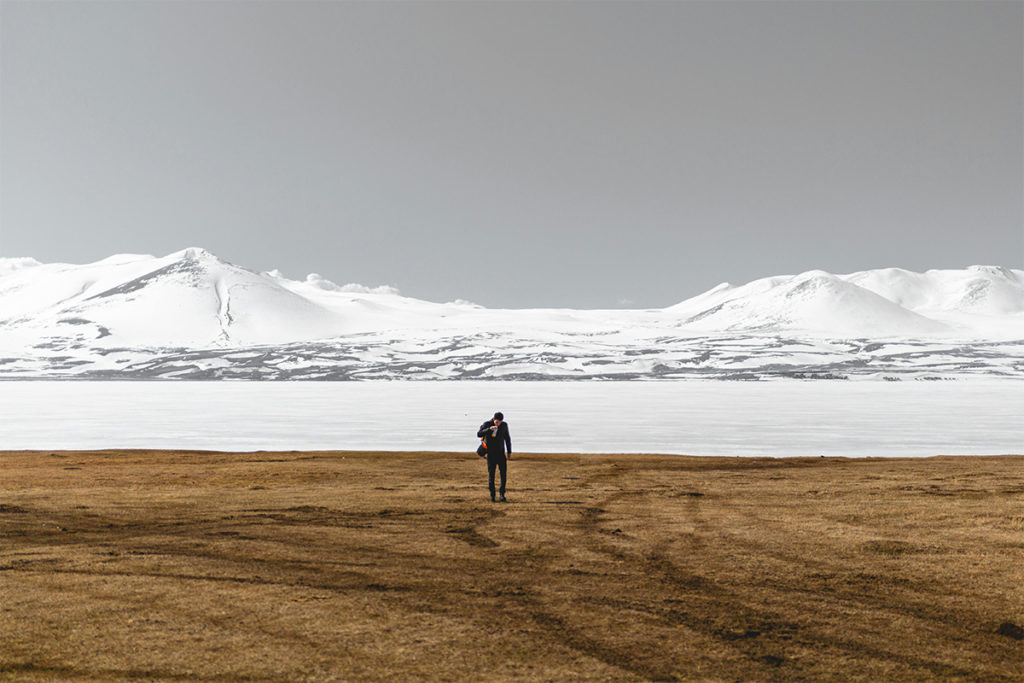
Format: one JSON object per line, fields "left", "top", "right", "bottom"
{"left": 477, "top": 412, "right": 512, "bottom": 502}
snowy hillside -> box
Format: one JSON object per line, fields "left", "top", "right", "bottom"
{"left": 1, "top": 248, "right": 369, "bottom": 346}
{"left": 667, "top": 270, "right": 951, "bottom": 336}
{"left": 0, "top": 249, "right": 1021, "bottom": 380}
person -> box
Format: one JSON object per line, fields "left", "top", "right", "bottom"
{"left": 477, "top": 412, "right": 512, "bottom": 502}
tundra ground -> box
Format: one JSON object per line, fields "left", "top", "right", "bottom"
{"left": 2, "top": 450, "right": 1022, "bottom": 681}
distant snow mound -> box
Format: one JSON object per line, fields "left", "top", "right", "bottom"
{"left": 334, "top": 282, "right": 401, "bottom": 296}
{"left": 263, "top": 270, "right": 400, "bottom": 295}
{"left": 845, "top": 266, "right": 1024, "bottom": 316}
{"left": 0, "top": 257, "right": 42, "bottom": 275}
{"left": 673, "top": 270, "right": 950, "bottom": 336}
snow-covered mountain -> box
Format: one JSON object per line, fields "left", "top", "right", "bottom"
{"left": 668, "top": 270, "right": 950, "bottom": 336}
{"left": 1, "top": 248, "right": 1021, "bottom": 380}
{"left": 0, "top": 249, "right": 345, "bottom": 347}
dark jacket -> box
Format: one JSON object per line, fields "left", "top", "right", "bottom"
{"left": 477, "top": 421, "right": 512, "bottom": 458}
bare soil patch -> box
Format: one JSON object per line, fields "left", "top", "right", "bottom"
{"left": 2, "top": 450, "right": 1022, "bottom": 681}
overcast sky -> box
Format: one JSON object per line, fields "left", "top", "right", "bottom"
{"left": 1, "top": 1, "right": 1021, "bottom": 308}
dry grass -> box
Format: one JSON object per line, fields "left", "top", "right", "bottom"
{"left": 2, "top": 450, "right": 1022, "bottom": 681}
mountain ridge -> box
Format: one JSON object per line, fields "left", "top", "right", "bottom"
{"left": 1, "top": 249, "right": 1021, "bottom": 379}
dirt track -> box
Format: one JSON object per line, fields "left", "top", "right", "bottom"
{"left": 2, "top": 450, "right": 1022, "bottom": 681}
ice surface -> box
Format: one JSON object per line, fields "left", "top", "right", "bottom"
{"left": 0, "top": 381, "right": 1019, "bottom": 458}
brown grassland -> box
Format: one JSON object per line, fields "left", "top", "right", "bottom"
{"left": 1, "top": 450, "right": 1022, "bottom": 681}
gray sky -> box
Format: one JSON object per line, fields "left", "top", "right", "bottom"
{"left": 1, "top": 0, "right": 1022, "bottom": 308}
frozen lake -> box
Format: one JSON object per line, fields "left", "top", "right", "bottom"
{"left": 0, "top": 380, "right": 1020, "bottom": 458}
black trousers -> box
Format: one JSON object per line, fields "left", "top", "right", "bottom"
{"left": 487, "top": 455, "right": 507, "bottom": 497}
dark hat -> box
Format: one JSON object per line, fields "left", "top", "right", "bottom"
{"left": 493, "top": 412, "right": 504, "bottom": 420}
